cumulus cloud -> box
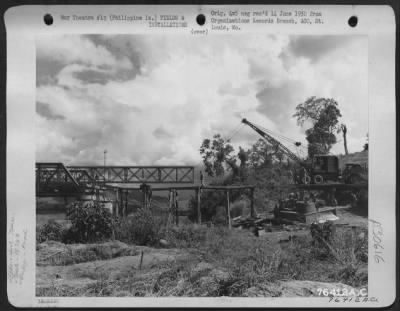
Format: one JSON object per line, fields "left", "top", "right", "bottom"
{"left": 36, "top": 34, "right": 367, "bottom": 165}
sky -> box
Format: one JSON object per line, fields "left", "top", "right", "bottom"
{"left": 36, "top": 34, "right": 368, "bottom": 166}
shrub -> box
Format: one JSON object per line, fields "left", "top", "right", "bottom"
{"left": 164, "top": 225, "right": 209, "bottom": 248}
{"left": 213, "top": 206, "right": 228, "bottom": 225}
{"left": 37, "top": 220, "right": 64, "bottom": 243}
{"left": 65, "top": 201, "right": 113, "bottom": 243}
{"left": 114, "top": 209, "right": 161, "bottom": 246}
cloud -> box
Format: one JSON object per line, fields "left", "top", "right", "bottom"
{"left": 36, "top": 101, "right": 65, "bottom": 120}
{"left": 36, "top": 35, "right": 138, "bottom": 88}
{"left": 154, "top": 126, "right": 173, "bottom": 140}
{"left": 256, "top": 80, "right": 304, "bottom": 122}
{"left": 36, "top": 34, "right": 367, "bottom": 165}
{"left": 286, "top": 35, "right": 355, "bottom": 63}
{"left": 36, "top": 58, "right": 65, "bottom": 86}
{"left": 37, "top": 35, "right": 132, "bottom": 69}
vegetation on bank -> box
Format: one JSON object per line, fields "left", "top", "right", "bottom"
{"left": 37, "top": 201, "right": 368, "bottom": 297}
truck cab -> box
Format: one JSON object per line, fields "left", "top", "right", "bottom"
{"left": 310, "top": 155, "right": 340, "bottom": 184}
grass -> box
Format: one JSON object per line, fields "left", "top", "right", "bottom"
{"left": 37, "top": 221, "right": 368, "bottom": 297}
{"left": 36, "top": 240, "right": 139, "bottom": 266}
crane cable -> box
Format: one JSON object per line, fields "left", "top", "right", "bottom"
{"left": 255, "top": 122, "right": 302, "bottom": 146}
{"left": 224, "top": 123, "right": 242, "bottom": 141}
{"left": 257, "top": 124, "right": 298, "bottom": 145}
{"left": 251, "top": 121, "right": 308, "bottom": 153}
{"left": 263, "top": 128, "right": 308, "bottom": 153}
{"left": 226, "top": 123, "right": 245, "bottom": 142}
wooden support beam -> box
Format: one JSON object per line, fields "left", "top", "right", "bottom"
{"left": 174, "top": 189, "right": 179, "bottom": 226}
{"left": 226, "top": 189, "right": 231, "bottom": 229}
{"left": 142, "top": 185, "right": 147, "bottom": 210}
{"left": 250, "top": 188, "right": 255, "bottom": 217}
{"left": 124, "top": 190, "right": 128, "bottom": 217}
{"left": 140, "top": 184, "right": 152, "bottom": 210}
{"left": 149, "top": 185, "right": 256, "bottom": 191}
{"left": 169, "top": 189, "right": 173, "bottom": 212}
{"left": 196, "top": 187, "right": 201, "bottom": 224}
{"left": 167, "top": 189, "right": 173, "bottom": 227}
{"left": 115, "top": 188, "right": 119, "bottom": 217}
{"left": 119, "top": 188, "right": 123, "bottom": 216}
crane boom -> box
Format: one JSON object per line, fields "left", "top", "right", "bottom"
{"left": 241, "top": 118, "right": 302, "bottom": 163}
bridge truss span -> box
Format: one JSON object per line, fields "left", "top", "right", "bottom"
{"left": 36, "top": 163, "right": 195, "bottom": 197}
{"left": 67, "top": 166, "right": 195, "bottom": 184}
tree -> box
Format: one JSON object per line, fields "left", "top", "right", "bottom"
{"left": 305, "top": 127, "right": 337, "bottom": 156}
{"left": 294, "top": 97, "right": 340, "bottom": 127}
{"left": 199, "top": 134, "right": 247, "bottom": 180}
{"left": 247, "top": 139, "right": 273, "bottom": 168}
{"left": 294, "top": 97, "right": 342, "bottom": 158}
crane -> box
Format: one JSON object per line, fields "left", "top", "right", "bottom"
{"left": 241, "top": 118, "right": 304, "bottom": 164}
{"left": 241, "top": 118, "right": 367, "bottom": 212}
{"left": 241, "top": 118, "right": 343, "bottom": 184}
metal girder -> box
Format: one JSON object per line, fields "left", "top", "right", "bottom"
{"left": 36, "top": 163, "right": 82, "bottom": 195}
{"left": 36, "top": 163, "right": 195, "bottom": 188}
{"left": 67, "top": 165, "right": 195, "bottom": 184}
{"left": 36, "top": 163, "right": 195, "bottom": 197}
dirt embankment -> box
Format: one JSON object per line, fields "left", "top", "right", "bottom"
{"left": 37, "top": 248, "right": 361, "bottom": 297}
{"left": 36, "top": 229, "right": 367, "bottom": 298}
{"left": 36, "top": 240, "right": 193, "bottom": 295}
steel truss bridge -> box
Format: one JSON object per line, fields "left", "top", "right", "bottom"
{"left": 36, "top": 162, "right": 195, "bottom": 197}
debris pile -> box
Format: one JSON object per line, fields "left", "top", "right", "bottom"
{"left": 232, "top": 214, "right": 309, "bottom": 236}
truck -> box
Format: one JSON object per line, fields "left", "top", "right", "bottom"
{"left": 241, "top": 118, "right": 367, "bottom": 185}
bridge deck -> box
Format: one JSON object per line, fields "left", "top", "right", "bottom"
{"left": 286, "top": 183, "right": 368, "bottom": 190}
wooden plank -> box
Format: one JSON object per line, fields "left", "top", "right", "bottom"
{"left": 303, "top": 205, "right": 352, "bottom": 216}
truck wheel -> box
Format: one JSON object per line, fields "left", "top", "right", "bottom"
{"left": 314, "top": 175, "right": 324, "bottom": 184}
{"left": 303, "top": 175, "right": 311, "bottom": 184}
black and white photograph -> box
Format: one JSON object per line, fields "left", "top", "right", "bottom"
{"left": 35, "top": 33, "right": 370, "bottom": 297}
{"left": 5, "top": 5, "right": 395, "bottom": 308}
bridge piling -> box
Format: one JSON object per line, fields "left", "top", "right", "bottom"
{"left": 196, "top": 187, "right": 201, "bottom": 224}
